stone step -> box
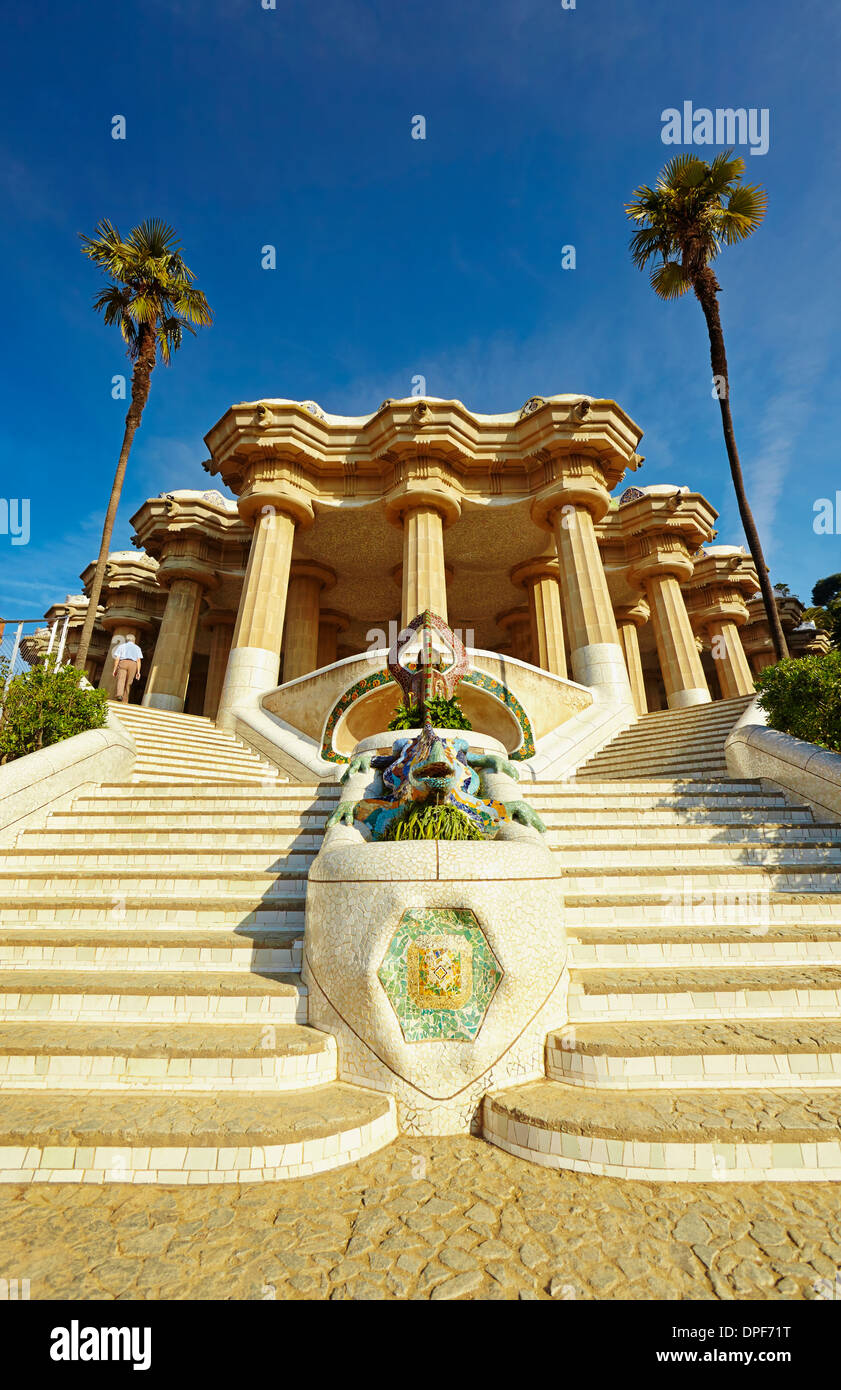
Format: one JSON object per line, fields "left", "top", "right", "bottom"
{"left": 0, "top": 896, "right": 305, "bottom": 927}
{"left": 568, "top": 935, "right": 841, "bottom": 968}
{"left": 568, "top": 965, "right": 841, "bottom": 1021}
{"left": 537, "top": 808, "right": 816, "bottom": 826}
{"left": 47, "top": 811, "right": 332, "bottom": 831}
{"left": 547, "top": 825, "right": 839, "bottom": 846}
{"left": 130, "top": 765, "right": 280, "bottom": 785}
{"left": 87, "top": 782, "right": 339, "bottom": 800}
{"left": 552, "top": 843, "right": 841, "bottom": 867}
{"left": 523, "top": 778, "right": 769, "bottom": 796}
{"left": 545, "top": 1021, "right": 841, "bottom": 1090}
{"left": 0, "top": 969, "right": 307, "bottom": 1024}
{"left": 0, "top": 927, "right": 303, "bottom": 973}
{"left": 559, "top": 866, "right": 841, "bottom": 894}
{"left": 128, "top": 743, "right": 278, "bottom": 769}
{"left": 0, "top": 868, "right": 310, "bottom": 895}
{"left": 482, "top": 1079, "right": 841, "bottom": 1180}
{"left": 0, "top": 1021, "right": 336, "bottom": 1091}
{"left": 566, "top": 893, "right": 841, "bottom": 925}
{"left": 0, "top": 1084, "right": 397, "bottom": 1182}
{"left": 14, "top": 834, "right": 324, "bottom": 856}
{"left": 577, "top": 760, "right": 729, "bottom": 780}
{"left": 108, "top": 703, "right": 218, "bottom": 727}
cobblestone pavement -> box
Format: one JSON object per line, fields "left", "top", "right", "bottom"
{"left": 1, "top": 1137, "right": 840, "bottom": 1301}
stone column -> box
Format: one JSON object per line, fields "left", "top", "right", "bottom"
{"left": 385, "top": 486, "right": 460, "bottom": 628}
{"left": 683, "top": 549, "right": 759, "bottom": 702}
{"left": 316, "top": 610, "right": 350, "bottom": 669}
{"left": 283, "top": 562, "right": 336, "bottom": 682}
{"left": 202, "top": 611, "right": 235, "bottom": 719}
{"left": 496, "top": 607, "right": 533, "bottom": 663}
{"left": 642, "top": 571, "right": 710, "bottom": 709}
{"left": 402, "top": 506, "right": 448, "bottom": 623}
{"left": 511, "top": 559, "right": 567, "bottom": 678}
{"left": 614, "top": 602, "right": 649, "bottom": 715}
{"left": 533, "top": 475, "right": 632, "bottom": 702}
{"left": 705, "top": 618, "right": 755, "bottom": 699}
{"left": 142, "top": 577, "right": 208, "bottom": 712}
{"left": 216, "top": 496, "right": 313, "bottom": 728}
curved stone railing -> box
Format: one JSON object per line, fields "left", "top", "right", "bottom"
{"left": 725, "top": 696, "right": 841, "bottom": 823}
{"left": 0, "top": 714, "right": 135, "bottom": 843}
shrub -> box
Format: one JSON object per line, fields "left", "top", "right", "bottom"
{"left": 754, "top": 653, "right": 841, "bottom": 755}
{"left": 383, "top": 803, "right": 487, "bottom": 841}
{"left": 387, "top": 695, "right": 472, "bottom": 731}
{"left": 0, "top": 660, "right": 109, "bottom": 765}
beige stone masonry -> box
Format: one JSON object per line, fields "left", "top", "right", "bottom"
{"left": 511, "top": 558, "right": 567, "bottom": 679}
{"left": 283, "top": 562, "right": 336, "bottom": 682}
{"left": 614, "top": 601, "right": 649, "bottom": 715}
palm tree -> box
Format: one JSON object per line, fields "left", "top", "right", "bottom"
{"left": 626, "top": 152, "right": 788, "bottom": 660}
{"left": 74, "top": 219, "right": 212, "bottom": 672}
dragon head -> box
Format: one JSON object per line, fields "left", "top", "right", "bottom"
{"left": 383, "top": 720, "right": 475, "bottom": 805}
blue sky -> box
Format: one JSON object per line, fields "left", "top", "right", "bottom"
{"left": 2, "top": 0, "right": 840, "bottom": 617}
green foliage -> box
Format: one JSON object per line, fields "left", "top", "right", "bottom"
{"left": 626, "top": 151, "right": 766, "bottom": 298}
{"left": 383, "top": 803, "right": 487, "bottom": 841}
{"left": 812, "top": 574, "right": 841, "bottom": 609}
{"left": 387, "top": 695, "right": 472, "bottom": 732}
{"left": 0, "top": 661, "right": 109, "bottom": 764}
{"left": 754, "top": 653, "right": 841, "bottom": 755}
{"left": 81, "top": 218, "right": 212, "bottom": 365}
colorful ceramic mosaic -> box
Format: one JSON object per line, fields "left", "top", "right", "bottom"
{"left": 319, "top": 669, "right": 535, "bottom": 762}
{"left": 377, "top": 908, "right": 503, "bottom": 1042}
{"left": 348, "top": 723, "right": 511, "bottom": 840}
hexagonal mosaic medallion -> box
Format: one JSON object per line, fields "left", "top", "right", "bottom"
{"left": 377, "top": 908, "right": 502, "bottom": 1042}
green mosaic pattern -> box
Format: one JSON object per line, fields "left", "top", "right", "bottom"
{"left": 320, "top": 670, "right": 535, "bottom": 762}
{"left": 377, "top": 908, "right": 503, "bottom": 1042}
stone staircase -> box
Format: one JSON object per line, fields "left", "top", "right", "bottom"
{"left": 108, "top": 701, "right": 286, "bottom": 785}
{"left": 1, "top": 697, "right": 840, "bottom": 1183}
{"left": 484, "top": 773, "right": 841, "bottom": 1181}
{"left": 0, "top": 712, "right": 396, "bottom": 1183}
{"left": 575, "top": 694, "right": 754, "bottom": 780}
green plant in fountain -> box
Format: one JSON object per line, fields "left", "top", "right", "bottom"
{"left": 754, "top": 653, "right": 841, "bottom": 755}
{"left": 0, "top": 660, "right": 108, "bottom": 764}
{"left": 383, "top": 803, "right": 487, "bottom": 841}
{"left": 388, "top": 695, "right": 472, "bottom": 731}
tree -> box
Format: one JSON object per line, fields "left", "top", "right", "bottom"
{"left": 808, "top": 573, "right": 841, "bottom": 648}
{"left": 73, "top": 220, "right": 212, "bottom": 673}
{"left": 626, "top": 152, "right": 788, "bottom": 660}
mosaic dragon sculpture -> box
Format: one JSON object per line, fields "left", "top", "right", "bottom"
{"left": 326, "top": 610, "right": 546, "bottom": 841}
{"left": 326, "top": 719, "right": 544, "bottom": 839}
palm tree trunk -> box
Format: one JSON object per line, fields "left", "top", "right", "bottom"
{"left": 693, "top": 268, "right": 788, "bottom": 662}
{"left": 74, "top": 327, "right": 157, "bottom": 673}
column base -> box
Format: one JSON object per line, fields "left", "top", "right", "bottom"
{"left": 569, "top": 642, "right": 634, "bottom": 705}
{"left": 667, "top": 687, "right": 712, "bottom": 710}
{"left": 141, "top": 692, "right": 184, "bottom": 713}
{"left": 215, "top": 645, "right": 280, "bottom": 728}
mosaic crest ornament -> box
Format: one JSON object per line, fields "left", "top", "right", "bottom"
{"left": 378, "top": 908, "right": 503, "bottom": 1042}
{"left": 387, "top": 610, "right": 469, "bottom": 715}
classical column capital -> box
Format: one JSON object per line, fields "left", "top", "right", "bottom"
{"left": 155, "top": 555, "right": 220, "bottom": 592}
{"left": 237, "top": 484, "right": 315, "bottom": 531}
{"left": 682, "top": 545, "right": 760, "bottom": 637}
{"left": 510, "top": 556, "right": 560, "bottom": 588}
{"left": 317, "top": 608, "right": 350, "bottom": 635}
{"left": 288, "top": 560, "right": 337, "bottom": 592}
{"left": 200, "top": 606, "right": 236, "bottom": 632}
{"left": 383, "top": 482, "right": 461, "bottom": 530}
{"left": 530, "top": 456, "right": 613, "bottom": 531}
{"left": 614, "top": 599, "right": 650, "bottom": 629}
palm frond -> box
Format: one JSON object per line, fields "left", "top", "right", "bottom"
{"left": 650, "top": 261, "right": 692, "bottom": 300}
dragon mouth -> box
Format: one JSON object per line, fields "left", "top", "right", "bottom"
{"left": 416, "top": 761, "right": 452, "bottom": 780}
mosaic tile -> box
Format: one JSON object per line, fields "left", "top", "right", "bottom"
{"left": 377, "top": 908, "right": 502, "bottom": 1042}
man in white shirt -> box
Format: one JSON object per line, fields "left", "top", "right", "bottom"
{"left": 112, "top": 636, "right": 143, "bottom": 703}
